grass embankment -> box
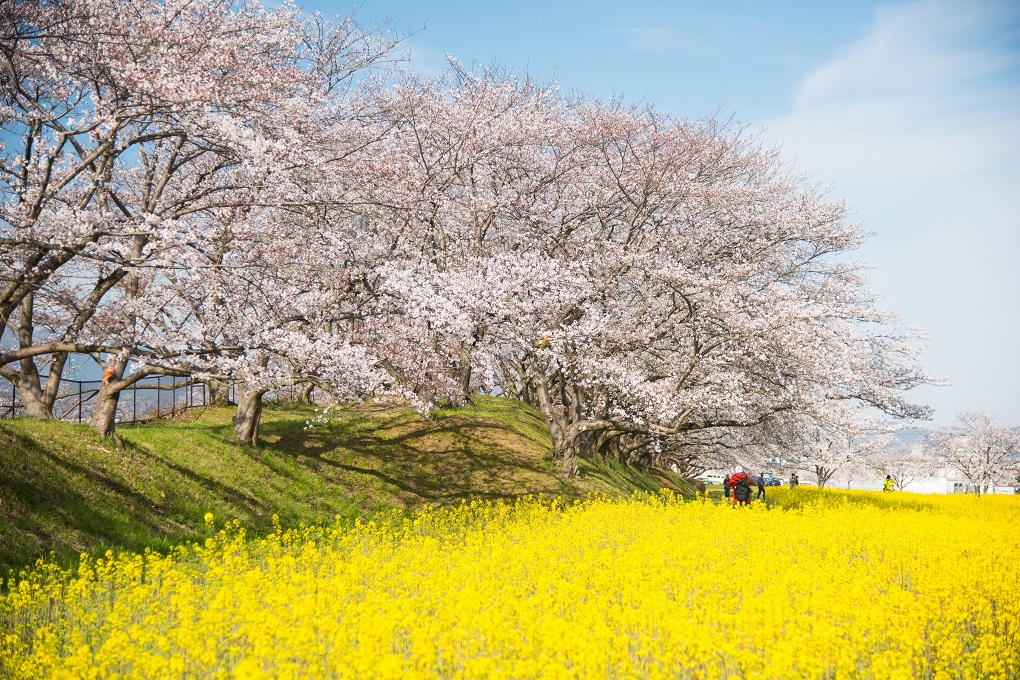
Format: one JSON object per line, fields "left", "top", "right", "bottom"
{"left": 0, "top": 396, "right": 693, "bottom": 574}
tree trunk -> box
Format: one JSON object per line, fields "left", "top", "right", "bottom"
{"left": 18, "top": 379, "right": 53, "bottom": 418}
{"left": 6, "top": 360, "right": 67, "bottom": 420}
{"left": 12, "top": 354, "right": 68, "bottom": 420}
{"left": 533, "top": 373, "right": 564, "bottom": 449}
{"left": 501, "top": 357, "right": 535, "bottom": 405}
{"left": 90, "top": 382, "right": 121, "bottom": 440}
{"left": 89, "top": 357, "right": 128, "bottom": 443}
{"left": 233, "top": 382, "right": 267, "bottom": 446}
{"left": 557, "top": 441, "right": 580, "bottom": 478}
{"left": 90, "top": 233, "right": 146, "bottom": 442}
{"left": 815, "top": 465, "right": 835, "bottom": 489}
{"left": 16, "top": 361, "right": 53, "bottom": 419}
{"left": 10, "top": 293, "right": 57, "bottom": 419}
{"left": 206, "top": 377, "right": 232, "bottom": 406}
{"left": 44, "top": 352, "right": 69, "bottom": 412}
{"left": 454, "top": 344, "right": 472, "bottom": 407}
{"left": 299, "top": 381, "right": 314, "bottom": 404}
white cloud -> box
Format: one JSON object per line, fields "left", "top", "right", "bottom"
{"left": 764, "top": 0, "right": 1020, "bottom": 425}
{"left": 796, "top": 1, "right": 1016, "bottom": 109}
{"left": 773, "top": 0, "right": 1020, "bottom": 183}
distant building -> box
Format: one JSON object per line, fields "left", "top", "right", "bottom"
{"left": 905, "top": 476, "right": 1016, "bottom": 495}
{"left": 825, "top": 466, "right": 1016, "bottom": 494}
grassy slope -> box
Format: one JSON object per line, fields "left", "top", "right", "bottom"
{"left": 0, "top": 396, "right": 693, "bottom": 574}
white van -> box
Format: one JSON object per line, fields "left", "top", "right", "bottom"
{"left": 694, "top": 472, "right": 726, "bottom": 486}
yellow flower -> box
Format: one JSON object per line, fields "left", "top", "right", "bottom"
{"left": 3, "top": 490, "right": 1018, "bottom": 678}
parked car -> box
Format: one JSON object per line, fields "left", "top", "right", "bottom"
{"left": 694, "top": 472, "right": 726, "bottom": 486}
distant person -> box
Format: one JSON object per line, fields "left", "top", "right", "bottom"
{"left": 723, "top": 474, "right": 732, "bottom": 500}
{"left": 789, "top": 471, "right": 799, "bottom": 488}
{"left": 883, "top": 475, "right": 895, "bottom": 492}
{"left": 757, "top": 472, "right": 766, "bottom": 500}
{"left": 731, "top": 467, "right": 752, "bottom": 506}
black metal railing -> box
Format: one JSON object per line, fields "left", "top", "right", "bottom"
{"left": 2, "top": 373, "right": 324, "bottom": 424}
{"left": 1, "top": 375, "right": 209, "bottom": 424}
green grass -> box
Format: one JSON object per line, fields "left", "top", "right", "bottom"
{"left": 0, "top": 396, "right": 694, "bottom": 575}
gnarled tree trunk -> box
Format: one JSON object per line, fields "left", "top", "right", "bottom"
{"left": 206, "top": 377, "right": 232, "bottom": 406}
{"left": 90, "top": 382, "right": 121, "bottom": 439}
{"left": 17, "top": 368, "right": 53, "bottom": 418}
{"left": 90, "top": 357, "right": 128, "bottom": 443}
{"left": 233, "top": 381, "right": 268, "bottom": 446}
{"left": 453, "top": 343, "right": 472, "bottom": 407}
{"left": 90, "top": 235, "right": 149, "bottom": 442}
{"left": 531, "top": 371, "right": 581, "bottom": 477}
{"left": 6, "top": 293, "right": 66, "bottom": 419}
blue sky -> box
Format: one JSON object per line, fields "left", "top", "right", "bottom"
{"left": 302, "top": 0, "right": 1020, "bottom": 426}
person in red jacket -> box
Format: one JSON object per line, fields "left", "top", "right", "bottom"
{"left": 730, "top": 468, "right": 753, "bottom": 506}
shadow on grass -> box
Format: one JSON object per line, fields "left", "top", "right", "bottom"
{"left": 0, "top": 429, "right": 188, "bottom": 574}
{"left": 580, "top": 458, "right": 677, "bottom": 494}
{"left": 258, "top": 408, "right": 576, "bottom": 506}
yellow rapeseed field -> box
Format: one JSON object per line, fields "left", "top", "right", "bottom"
{"left": 2, "top": 489, "right": 1018, "bottom": 679}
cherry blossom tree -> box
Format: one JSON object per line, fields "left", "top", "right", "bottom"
{"left": 1, "top": 0, "right": 400, "bottom": 440}
{"left": 874, "top": 441, "right": 938, "bottom": 491}
{"left": 350, "top": 67, "right": 934, "bottom": 477}
{"left": 927, "top": 411, "right": 1020, "bottom": 496}
{"left": 782, "top": 413, "right": 897, "bottom": 489}
{"left": 344, "top": 66, "right": 571, "bottom": 406}
{"left": 497, "top": 102, "right": 929, "bottom": 476}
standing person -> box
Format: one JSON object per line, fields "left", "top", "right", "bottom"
{"left": 731, "top": 467, "right": 753, "bottom": 506}
{"left": 789, "top": 471, "right": 799, "bottom": 488}
{"left": 883, "top": 475, "right": 895, "bottom": 492}
{"left": 757, "top": 472, "right": 766, "bottom": 500}
{"left": 723, "top": 474, "right": 732, "bottom": 501}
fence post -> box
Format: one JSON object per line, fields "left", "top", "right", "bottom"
{"left": 157, "top": 376, "right": 161, "bottom": 417}
{"left": 77, "top": 381, "right": 82, "bottom": 423}
{"left": 133, "top": 383, "right": 137, "bottom": 423}
{"left": 171, "top": 377, "right": 176, "bottom": 417}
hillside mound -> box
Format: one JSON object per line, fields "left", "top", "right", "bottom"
{"left": 0, "top": 396, "right": 693, "bottom": 573}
